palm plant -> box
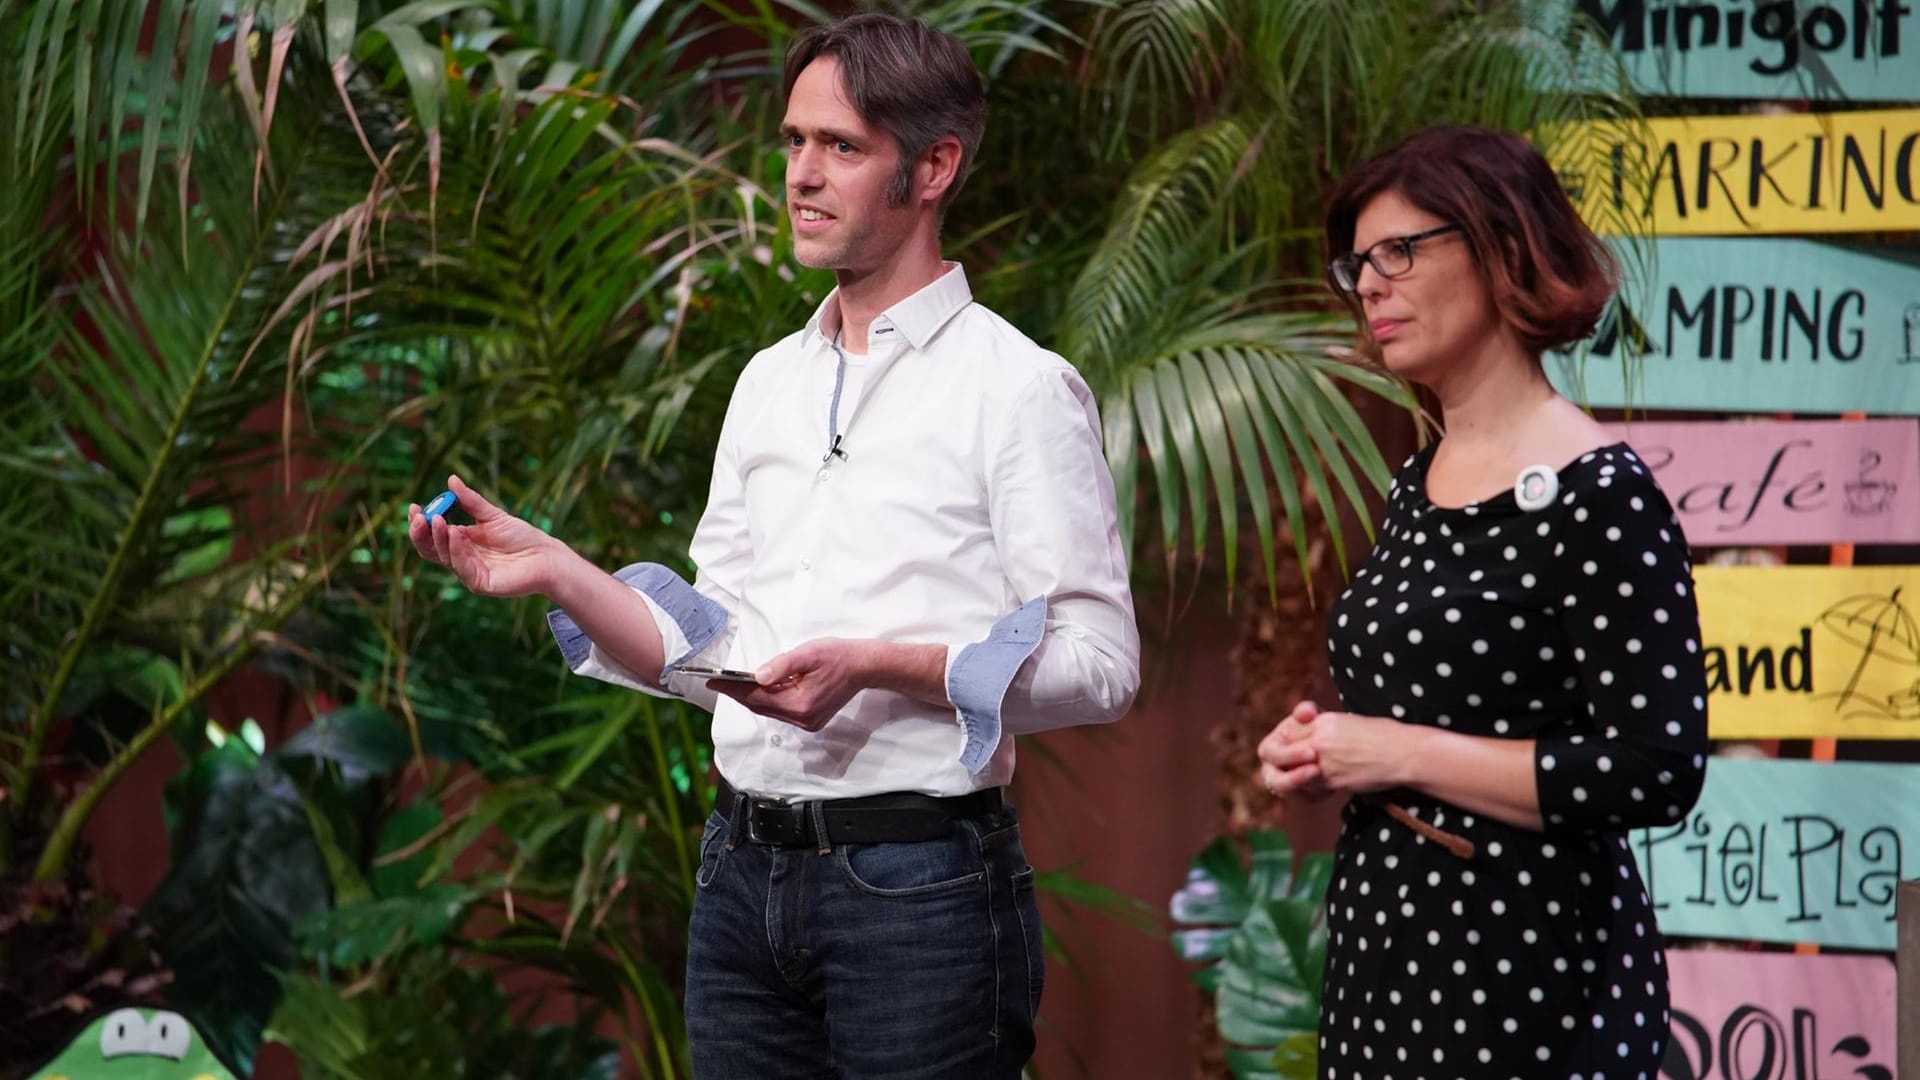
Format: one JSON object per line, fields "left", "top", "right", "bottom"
{"left": 0, "top": 52, "right": 405, "bottom": 1071}
{"left": 1, "top": 46, "right": 382, "bottom": 882}
{"left": 1061, "top": 0, "right": 1645, "bottom": 599}
{"left": 0, "top": 0, "right": 752, "bottom": 1070}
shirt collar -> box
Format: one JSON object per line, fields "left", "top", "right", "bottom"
{"left": 803, "top": 261, "right": 973, "bottom": 353}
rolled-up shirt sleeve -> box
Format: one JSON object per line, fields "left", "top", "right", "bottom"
{"left": 545, "top": 564, "right": 738, "bottom": 712}
{"left": 947, "top": 365, "right": 1141, "bottom": 770}
{"left": 545, "top": 363, "right": 760, "bottom": 714}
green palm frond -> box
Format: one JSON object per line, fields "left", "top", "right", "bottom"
{"left": 908, "top": 0, "right": 1088, "bottom": 71}
{"left": 2, "top": 56, "right": 410, "bottom": 873}
{"left": 271, "top": 69, "right": 754, "bottom": 532}
{"left": 0, "top": 49, "right": 66, "bottom": 726}
{"left": 1085, "top": 0, "right": 1228, "bottom": 144}
{"left": 1060, "top": 117, "right": 1260, "bottom": 369}
{"left": 1098, "top": 303, "right": 1412, "bottom": 603}
{"left": 695, "top": 0, "right": 1086, "bottom": 85}
{"left": 4, "top": 0, "right": 259, "bottom": 231}
{"left": 1069, "top": 0, "right": 1646, "bottom": 602}
{"left": 504, "top": 0, "right": 710, "bottom": 98}
{"left": 1064, "top": 141, "right": 1405, "bottom": 602}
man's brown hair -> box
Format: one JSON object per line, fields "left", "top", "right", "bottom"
{"left": 783, "top": 13, "right": 987, "bottom": 211}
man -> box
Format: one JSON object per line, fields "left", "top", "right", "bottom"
{"left": 407, "top": 12, "right": 1138, "bottom": 1077}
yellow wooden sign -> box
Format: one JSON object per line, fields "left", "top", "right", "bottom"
{"left": 1695, "top": 565, "right": 1920, "bottom": 739}
{"left": 1555, "top": 109, "right": 1920, "bottom": 236}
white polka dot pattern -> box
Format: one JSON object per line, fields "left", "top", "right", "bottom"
{"left": 1315, "top": 443, "right": 1707, "bottom": 1078}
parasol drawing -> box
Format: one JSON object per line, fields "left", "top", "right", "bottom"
{"left": 1815, "top": 587, "right": 1920, "bottom": 721}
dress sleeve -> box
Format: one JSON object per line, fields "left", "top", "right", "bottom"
{"left": 1535, "top": 451, "right": 1710, "bottom": 833}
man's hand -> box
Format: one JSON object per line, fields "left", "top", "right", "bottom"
{"left": 407, "top": 475, "right": 561, "bottom": 598}
{"left": 712, "top": 638, "right": 878, "bottom": 731}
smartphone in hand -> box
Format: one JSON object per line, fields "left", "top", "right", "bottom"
{"left": 675, "top": 664, "right": 760, "bottom": 683}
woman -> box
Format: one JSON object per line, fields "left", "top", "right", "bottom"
{"left": 1258, "top": 126, "right": 1709, "bottom": 1077}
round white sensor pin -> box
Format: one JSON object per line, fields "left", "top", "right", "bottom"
{"left": 1514, "top": 464, "right": 1558, "bottom": 512}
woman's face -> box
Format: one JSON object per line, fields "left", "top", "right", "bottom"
{"left": 1344, "top": 190, "right": 1505, "bottom": 383}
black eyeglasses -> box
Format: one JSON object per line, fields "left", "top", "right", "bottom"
{"left": 1329, "top": 224, "right": 1461, "bottom": 293}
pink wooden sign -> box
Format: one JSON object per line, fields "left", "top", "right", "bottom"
{"left": 1661, "top": 950, "right": 1895, "bottom": 1080}
{"left": 1604, "top": 419, "right": 1920, "bottom": 546}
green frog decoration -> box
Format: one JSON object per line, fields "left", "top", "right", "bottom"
{"left": 27, "top": 1007, "right": 239, "bottom": 1080}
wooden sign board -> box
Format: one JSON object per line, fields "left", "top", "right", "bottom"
{"left": 1554, "top": 109, "right": 1920, "bottom": 235}
{"left": 1603, "top": 419, "right": 1920, "bottom": 545}
{"left": 1695, "top": 565, "right": 1920, "bottom": 739}
{"left": 1546, "top": 0, "right": 1920, "bottom": 102}
{"left": 1632, "top": 758, "right": 1916, "bottom": 950}
{"left": 1549, "top": 237, "right": 1920, "bottom": 415}
{"left": 1661, "top": 950, "right": 1896, "bottom": 1079}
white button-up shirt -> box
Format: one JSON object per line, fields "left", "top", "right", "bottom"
{"left": 548, "top": 263, "right": 1140, "bottom": 799}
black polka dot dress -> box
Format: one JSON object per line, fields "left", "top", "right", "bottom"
{"left": 1316, "top": 442, "right": 1709, "bottom": 1080}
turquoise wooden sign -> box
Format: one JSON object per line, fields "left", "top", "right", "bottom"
{"left": 1548, "top": 238, "right": 1920, "bottom": 415}
{"left": 1544, "top": 0, "right": 1920, "bottom": 101}
{"left": 1631, "top": 758, "right": 1916, "bottom": 951}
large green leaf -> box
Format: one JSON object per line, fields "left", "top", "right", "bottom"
{"left": 146, "top": 744, "right": 335, "bottom": 1074}
{"left": 371, "top": 799, "right": 446, "bottom": 898}
{"left": 1169, "top": 829, "right": 1332, "bottom": 1080}
{"left": 1218, "top": 899, "right": 1326, "bottom": 1049}
{"left": 298, "top": 886, "right": 472, "bottom": 967}
{"left": 278, "top": 705, "right": 414, "bottom": 785}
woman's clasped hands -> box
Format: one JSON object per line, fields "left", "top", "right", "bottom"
{"left": 1256, "top": 701, "right": 1424, "bottom": 801}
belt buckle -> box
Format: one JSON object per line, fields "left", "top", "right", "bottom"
{"left": 745, "top": 802, "right": 775, "bottom": 845}
{"left": 745, "top": 800, "right": 804, "bottom": 845}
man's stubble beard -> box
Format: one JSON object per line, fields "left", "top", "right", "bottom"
{"left": 793, "top": 216, "right": 880, "bottom": 272}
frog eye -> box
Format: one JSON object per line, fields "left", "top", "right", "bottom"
{"left": 100, "top": 1009, "right": 149, "bottom": 1058}
{"left": 146, "top": 1010, "right": 192, "bottom": 1060}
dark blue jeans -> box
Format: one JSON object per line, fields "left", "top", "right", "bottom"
{"left": 684, "top": 800, "right": 1043, "bottom": 1079}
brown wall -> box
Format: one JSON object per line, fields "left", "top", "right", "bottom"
{"left": 1018, "top": 610, "right": 1235, "bottom": 1080}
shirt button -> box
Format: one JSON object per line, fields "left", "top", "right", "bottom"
{"left": 770, "top": 734, "right": 784, "bottom": 747}
{"left": 800, "top": 558, "right": 812, "bottom": 571}
{"left": 817, "top": 468, "right": 831, "bottom": 481}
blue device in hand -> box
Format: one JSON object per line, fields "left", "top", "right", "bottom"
{"left": 421, "top": 490, "right": 458, "bottom": 522}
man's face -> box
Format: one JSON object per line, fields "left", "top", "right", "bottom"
{"left": 781, "top": 56, "right": 918, "bottom": 272}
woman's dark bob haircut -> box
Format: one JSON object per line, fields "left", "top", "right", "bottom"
{"left": 1323, "top": 126, "right": 1617, "bottom": 356}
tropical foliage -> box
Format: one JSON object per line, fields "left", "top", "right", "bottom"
{"left": 1169, "top": 829, "right": 1332, "bottom": 1080}
{"left": 1, "top": 0, "right": 1641, "bottom": 1073}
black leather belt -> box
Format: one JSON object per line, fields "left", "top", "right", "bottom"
{"left": 715, "top": 777, "right": 1003, "bottom": 846}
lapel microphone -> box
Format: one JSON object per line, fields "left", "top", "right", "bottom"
{"left": 825, "top": 327, "right": 850, "bottom": 464}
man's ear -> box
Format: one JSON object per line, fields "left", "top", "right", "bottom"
{"left": 917, "top": 135, "right": 965, "bottom": 207}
